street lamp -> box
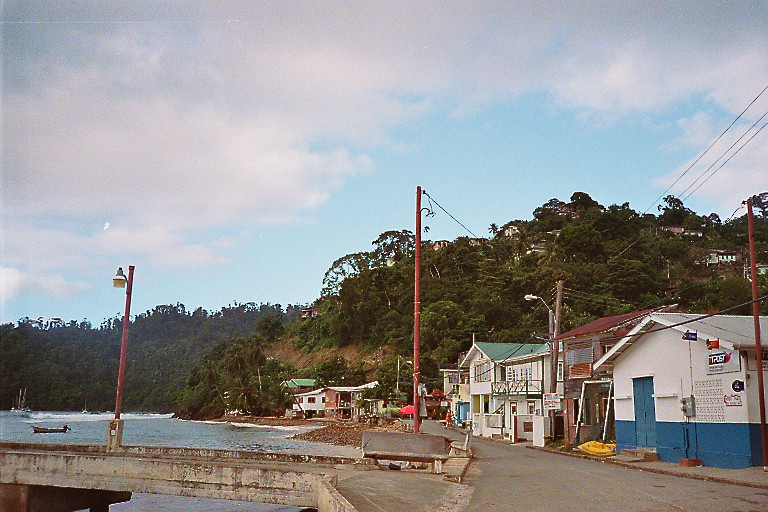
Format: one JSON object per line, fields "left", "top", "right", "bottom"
{"left": 107, "top": 265, "right": 134, "bottom": 452}
{"left": 524, "top": 294, "right": 554, "bottom": 339}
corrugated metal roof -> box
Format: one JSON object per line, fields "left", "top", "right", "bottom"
{"left": 649, "top": 313, "right": 768, "bottom": 349}
{"left": 283, "top": 378, "right": 317, "bottom": 388}
{"left": 473, "top": 341, "right": 549, "bottom": 361}
{"left": 557, "top": 308, "right": 663, "bottom": 340}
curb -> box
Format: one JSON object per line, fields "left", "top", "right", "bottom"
{"left": 526, "top": 445, "right": 768, "bottom": 490}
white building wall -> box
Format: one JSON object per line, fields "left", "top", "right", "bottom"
{"left": 613, "top": 329, "right": 750, "bottom": 425}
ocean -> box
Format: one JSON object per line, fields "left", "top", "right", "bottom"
{"left": 0, "top": 410, "right": 360, "bottom": 511}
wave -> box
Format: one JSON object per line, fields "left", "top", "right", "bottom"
{"left": 25, "top": 411, "right": 173, "bottom": 423}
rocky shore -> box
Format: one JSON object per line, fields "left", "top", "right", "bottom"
{"left": 292, "top": 418, "right": 410, "bottom": 446}
{"left": 209, "top": 414, "right": 410, "bottom": 448}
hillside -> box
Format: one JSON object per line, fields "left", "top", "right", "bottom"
{"left": 3, "top": 192, "right": 767, "bottom": 416}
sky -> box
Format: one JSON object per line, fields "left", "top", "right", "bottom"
{"left": 2, "top": 1, "right": 768, "bottom": 326}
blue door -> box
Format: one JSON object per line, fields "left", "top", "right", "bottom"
{"left": 633, "top": 377, "right": 656, "bottom": 447}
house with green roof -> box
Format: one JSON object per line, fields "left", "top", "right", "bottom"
{"left": 459, "top": 340, "right": 554, "bottom": 440}
{"left": 280, "top": 378, "right": 317, "bottom": 395}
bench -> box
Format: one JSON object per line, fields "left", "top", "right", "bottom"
{"left": 361, "top": 431, "right": 451, "bottom": 474}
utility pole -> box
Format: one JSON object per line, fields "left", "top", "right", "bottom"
{"left": 549, "top": 280, "right": 564, "bottom": 440}
{"left": 414, "top": 186, "right": 422, "bottom": 434}
{"left": 746, "top": 197, "right": 768, "bottom": 467}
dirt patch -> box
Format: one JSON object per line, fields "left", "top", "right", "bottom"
{"left": 292, "top": 419, "right": 410, "bottom": 447}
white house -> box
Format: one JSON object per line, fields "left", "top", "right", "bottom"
{"left": 596, "top": 312, "right": 768, "bottom": 469}
{"left": 293, "top": 388, "right": 326, "bottom": 417}
{"left": 292, "top": 381, "right": 378, "bottom": 419}
{"left": 460, "top": 341, "right": 556, "bottom": 440}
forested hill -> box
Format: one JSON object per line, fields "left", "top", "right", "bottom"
{"left": 3, "top": 192, "right": 768, "bottom": 415}
{"left": 291, "top": 193, "right": 768, "bottom": 365}
{"left": 171, "top": 192, "right": 768, "bottom": 419}
{"left": 0, "top": 303, "right": 299, "bottom": 412}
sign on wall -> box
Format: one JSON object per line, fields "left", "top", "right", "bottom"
{"left": 706, "top": 347, "right": 741, "bottom": 375}
{"left": 543, "top": 393, "right": 561, "bottom": 411}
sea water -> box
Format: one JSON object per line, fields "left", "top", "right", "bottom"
{"left": 0, "top": 411, "right": 359, "bottom": 511}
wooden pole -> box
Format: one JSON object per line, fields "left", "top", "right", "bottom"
{"left": 414, "top": 187, "right": 422, "bottom": 434}
{"left": 746, "top": 197, "right": 768, "bottom": 467}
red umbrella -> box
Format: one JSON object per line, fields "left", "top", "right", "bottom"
{"left": 399, "top": 405, "right": 414, "bottom": 415}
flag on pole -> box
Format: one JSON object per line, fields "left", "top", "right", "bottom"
{"left": 682, "top": 330, "right": 697, "bottom": 341}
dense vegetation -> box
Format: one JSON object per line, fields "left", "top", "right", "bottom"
{"left": 0, "top": 303, "right": 300, "bottom": 412}
{"left": 289, "top": 193, "right": 768, "bottom": 364}
{"left": 3, "top": 192, "right": 767, "bottom": 416}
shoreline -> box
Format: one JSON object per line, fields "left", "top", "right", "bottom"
{"left": 207, "top": 415, "right": 410, "bottom": 447}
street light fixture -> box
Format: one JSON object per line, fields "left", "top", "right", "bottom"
{"left": 107, "top": 265, "right": 134, "bottom": 452}
{"left": 524, "top": 294, "right": 554, "bottom": 338}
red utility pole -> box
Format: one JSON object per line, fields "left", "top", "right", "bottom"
{"left": 414, "top": 186, "right": 422, "bottom": 434}
{"left": 746, "top": 197, "right": 768, "bottom": 467}
{"left": 115, "top": 265, "right": 135, "bottom": 419}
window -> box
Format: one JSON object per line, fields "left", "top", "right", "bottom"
{"left": 308, "top": 397, "right": 316, "bottom": 404}
{"left": 474, "top": 361, "right": 491, "bottom": 382}
{"left": 297, "top": 397, "right": 303, "bottom": 403}
{"left": 527, "top": 400, "right": 537, "bottom": 415}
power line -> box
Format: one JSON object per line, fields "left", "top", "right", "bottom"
{"left": 641, "top": 83, "right": 768, "bottom": 215}
{"left": 681, "top": 120, "right": 768, "bottom": 202}
{"left": 422, "top": 190, "right": 479, "bottom": 238}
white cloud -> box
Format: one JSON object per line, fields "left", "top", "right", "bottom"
{"left": 3, "top": 0, "right": 768, "bottom": 281}
{"left": 0, "top": 267, "right": 90, "bottom": 305}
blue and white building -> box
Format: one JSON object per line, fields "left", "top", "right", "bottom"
{"left": 596, "top": 313, "right": 768, "bottom": 469}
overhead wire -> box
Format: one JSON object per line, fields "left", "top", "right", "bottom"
{"left": 641, "top": 83, "right": 768, "bottom": 215}
{"left": 422, "top": 190, "right": 479, "bottom": 238}
{"left": 681, "top": 119, "right": 768, "bottom": 202}
{"left": 609, "top": 84, "right": 768, "bottom": 262}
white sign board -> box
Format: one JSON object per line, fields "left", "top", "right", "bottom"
{"left": 706, "top": 348, "right": 741, "bottom": 375}
{"left": 543, "top": 393, "right": 561, "bottom": 411}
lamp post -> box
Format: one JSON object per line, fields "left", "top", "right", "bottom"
{"left": 107, "top": 265, "right": 134, "bottom": 451}
{"left": 524, "top": 294, "right": 554, "bottom": 339}
{"left": 526, "top": 282, "right": 564, "bottom": 440}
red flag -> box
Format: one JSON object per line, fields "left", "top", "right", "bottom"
{"left": 706, "top": 338, "right": 720, "bottom": 350}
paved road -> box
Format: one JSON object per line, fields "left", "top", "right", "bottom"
{"left": 418, "top": 420, "right": 768, "bottom": 512}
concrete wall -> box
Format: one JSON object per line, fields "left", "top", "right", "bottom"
{"left": 0, "top": 444, "right": 344, "bottom": 508}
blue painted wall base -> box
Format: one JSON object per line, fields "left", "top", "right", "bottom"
{"left": 616, "top": 420, "right": 762, "bottom": 469}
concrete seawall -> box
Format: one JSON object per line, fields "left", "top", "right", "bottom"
{"left": 0, "top": 443, "right": 369, "bottom": 511}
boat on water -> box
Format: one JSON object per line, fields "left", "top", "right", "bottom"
{"left": 10, "top": 388, "right": 31, "bottom": 413}
{"left": 32, "top": 425, "right": 71, "bottom": 434}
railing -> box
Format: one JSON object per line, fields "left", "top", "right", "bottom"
{"left": 492, "top": 380, "right": 543, "bottom": 394}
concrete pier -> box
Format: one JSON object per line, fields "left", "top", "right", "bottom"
{"left": 0, "top": 443, "right": 365, "bottom": 511}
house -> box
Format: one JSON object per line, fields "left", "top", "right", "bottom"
{"left": 281, "top": 378, "right": 317, "bottom": 395}
{"left": 301, "top": 307, "right": 319, "bottom": 318}
{"left": 595, "top": 312, "right": 768, "bottom": 469}
{"left": 460, "top": 341, "right": 554, "bottom": 441}
{"left": 322, "top": 382, "right": 378, "bottom": 419}
{"left": 707, "top": 249, "right": 741, "bottom": 266}
{"left": 557, "top": 306, "right": 676, "bottom": 444}
{"left": 291, "top": 381, "right": 378, "bottom": 418}
{"left": 293, "top": 388, "right": 326, "bottom": 418}
{"left": 659, "top": 226, "right": 702, "bottom": 237}
{"left": 440, "top": 361, "right": 470, "bottom": 425}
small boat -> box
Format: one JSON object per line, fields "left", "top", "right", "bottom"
{"left": 32, "top": 425, "right": 71, "bottom": 434}
{"left": 577, "top": 440, "right": 616, "bottom": 457}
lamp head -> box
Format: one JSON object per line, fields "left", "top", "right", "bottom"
{"left": 524, "top": 294, "right": 538, "bottom": 301}
{"left": 113, "top": 267, "right": 127, "bottom": 288}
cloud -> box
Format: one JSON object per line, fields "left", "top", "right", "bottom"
{"left": 0, "top": 267, "right": 90, "bottom": 306}
{"left": 3, "top": 1, "right": 768, "bottom": 282}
